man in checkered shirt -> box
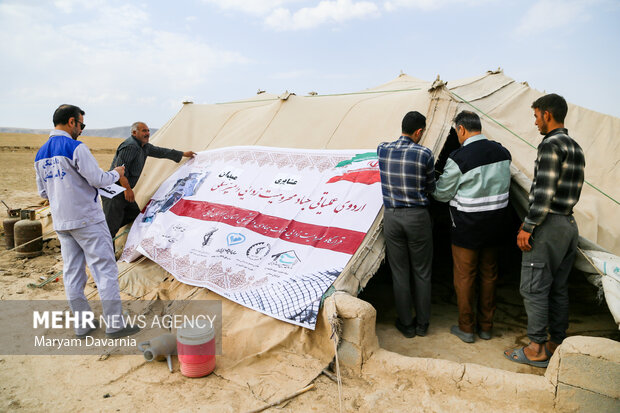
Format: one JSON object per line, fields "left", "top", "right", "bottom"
{"left": 505, "top": 94, "right": 585, "bottom": 368}
{"left": 377, "top": 111, "right": 435, "bottom": 338}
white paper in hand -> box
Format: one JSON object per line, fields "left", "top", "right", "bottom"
{"left": 99, "top": 183, "right": 126, "bottom": 198}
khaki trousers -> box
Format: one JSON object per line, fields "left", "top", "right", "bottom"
{"left": 451, "top": 245, "right": 498, "bottom": 333}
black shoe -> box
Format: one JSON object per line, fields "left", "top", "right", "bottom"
{"left": 395, "top": 319, "right": 416, "bottom": 338}
{"left": 414, "top": 317, "right": 429, "bottom": 337}
{"left": 478, "top": 329, "right": 492, "bottom": 340}
{"left": 106, "top": 324, "right": 140, "bottom": 339}
{"left": 76, "top": 319, "right": 99, "bottom": 339}
{"left": 450, "top": 325, "right": 474, "bottom": 343}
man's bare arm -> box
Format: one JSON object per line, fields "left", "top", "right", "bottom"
{"left": 115, "top": 166, "right": 135, "bottom": 203}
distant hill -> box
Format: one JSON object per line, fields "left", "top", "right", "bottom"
{"left": 0, "top": 126, "right": 157, "bottom": 138}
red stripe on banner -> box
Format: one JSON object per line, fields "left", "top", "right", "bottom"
{"left": 327, "top": 169, "right": 381, "bottom": 185}
{"left": 169, "top": 199, "right": 366, "bottom": 255}
{"left": 140, "top": 199, "right": 152, "bottom": 214}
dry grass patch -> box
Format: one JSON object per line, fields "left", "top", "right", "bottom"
{"left": 0, "top": 132, "right": 122, "bottom": 153}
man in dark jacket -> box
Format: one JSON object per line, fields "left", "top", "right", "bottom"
{"left": 433, "top": 111, "right": 512, "bottom": 343}
{"left": 102, "top": 121, "right": 195, "bottom": 237}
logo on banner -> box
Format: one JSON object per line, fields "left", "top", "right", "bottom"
{"left": 326, "top": 166, "right": 380, "bottom": 185}
{"left": 329, "top": 154, "right": 380, "bottom": 185}
{"left": 202, "top": 228, "right": 218, "bottom": 247}
{"left": 227, "top": 233, "right": 246, "bottom": 246}
{"left": 246, "top": 242, "right": 271, "bottom": 260}
{"left": 270, "top": 250, "right": 301, "bottom": 268}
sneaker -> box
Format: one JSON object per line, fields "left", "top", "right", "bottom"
{"left": 76, "top": 319, "right": 99, "bottom": 339}
{"left": 413, "top": 317, "right": 429, "bottom": 337}
{"left": 106, "top": 324, "right": 140, "bottom": 339}
{"left": 478, "top": 329, "right": 492, "bottom": 340}
{"left": 450, "top": 325, "right": 474, "bottom": 343}
{"left": 395, "top": 319, "right": 416, "bottom": 338}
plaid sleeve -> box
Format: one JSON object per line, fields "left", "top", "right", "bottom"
{"left": 523, "top": 141, "right": 562, "bottom": 233}
{"left": 425, "top": 152, "right": 436, "bottom": 194}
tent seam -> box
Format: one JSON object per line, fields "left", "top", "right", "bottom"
{"left": 205, "top": 102, "right": 282, "bottom": 149}
{"left": 447, "top": 90, "right": 619, "bottom": 206}
{"left": 215, "top": 88, "right": 422, "bottom": 105}
{"left": 252, "top": 100, "right": 284, "bottom": 145}
{"left": 323, "top": 92, "right": 399, "bottom": 148}
{"left": 449, "top": 79, "right": 516, "bottom": 103}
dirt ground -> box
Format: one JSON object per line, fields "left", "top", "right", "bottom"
{"left": 0, "top": 133, "right": 618, "bottom": 412}
{"left": 362, "top": 258, "right": 619, "bottom": 376}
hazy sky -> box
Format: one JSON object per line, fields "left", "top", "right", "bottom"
{"left": 0, "top": 0, "right": 618, "bottom": 130}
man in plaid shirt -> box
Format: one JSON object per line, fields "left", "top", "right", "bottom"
{"left": 505, "top": 94, "right": 585, "bottom": 368}
{"left": 377, "top": 111, "right": 435, "bottom": 338}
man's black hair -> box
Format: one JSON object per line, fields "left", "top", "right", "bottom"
{"left": 454, "top": 111, "right": 481, "bottom": 132}
{"left": 53, "top": 104, "right": 84, "bottom": 126}
{"left": 531, "top": 93, "right": 568, "bottom": 123}
{"left": 401, "top": 111, "right": 426, "bottom": 135}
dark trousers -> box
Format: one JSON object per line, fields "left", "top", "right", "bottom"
{"left": 383, "top": 207, "right": 433, "bottom": 326}
{"left": 101, "top": 193, "right": 141, "bottom": 238}
{"left": 520, "top": 214, "right": 578, "bottom": 344}
{"left": 451, "top": 245, "right": 498, "bottom": 333}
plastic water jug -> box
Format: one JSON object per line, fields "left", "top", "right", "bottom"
{"left": 176, "top": 321, "right": 215, "bottom": 378}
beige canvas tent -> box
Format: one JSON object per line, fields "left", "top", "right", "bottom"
{"left": 130, "top": 69, "right": 619, "bottom": 281}
{"left": 118, "top": 70, "right": 620, "bottom": 398}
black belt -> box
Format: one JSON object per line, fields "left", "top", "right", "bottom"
{"left": 386, "top": 205, "right": 427, "bottom": 210}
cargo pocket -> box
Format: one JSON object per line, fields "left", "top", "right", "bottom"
{"left": 520, "top": 262, "right": 547, "bottom": 294}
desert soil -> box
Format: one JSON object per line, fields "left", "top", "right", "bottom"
{"left": 0, "top": 133, "right": 617, "bottom": 412}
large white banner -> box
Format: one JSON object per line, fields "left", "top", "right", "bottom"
{"left": 121, "top": 146, "right": 382, "bottom": 329}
